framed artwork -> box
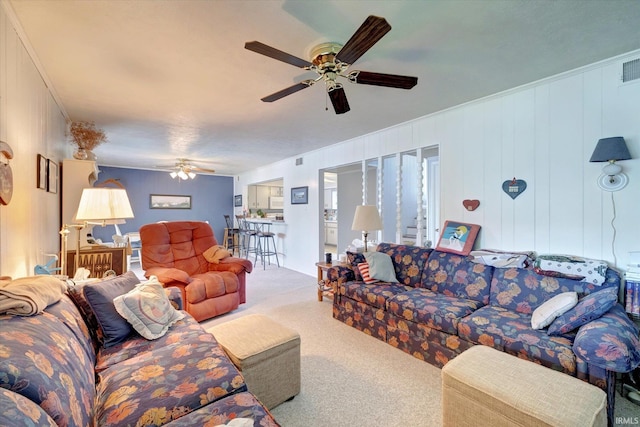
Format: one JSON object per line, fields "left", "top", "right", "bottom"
{"left": 150, "top": 194, "right": 191, "bottom": 209}
{"left": 291, "top": 186, "right": 308, "bottom": 205}
{"left": 234, "top": 194, "right": 242, "bottom": 207}
{"left": 37, "top": 154, "right": 47, "bottom": 190}
{"left": 46, "top": 159, "right": 58, "bottom": 194}
{"left": 435, "top": 220, "right": 481, "bottom": 256}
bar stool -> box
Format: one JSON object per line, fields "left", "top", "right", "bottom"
{"left": 236, "top": 216, "right": 258, "bottom": 259}
{"left": 255, "top": 222, "right": 280, "bottom": 269}
{"left": 223, "top": 215, "right": 240, "bottom": 256}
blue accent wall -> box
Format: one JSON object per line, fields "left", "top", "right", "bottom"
{"left": 90, "top": 166, "right": 234, "bottom": 244}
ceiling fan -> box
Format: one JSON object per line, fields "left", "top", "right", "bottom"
{"left": 245, "top": 15, "right": 418, "bottom": 114}
{"left": 156, "top": 159, "right": 216, "bottom": 180}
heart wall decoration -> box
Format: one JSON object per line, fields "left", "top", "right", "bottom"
{"left": 502, "top": 178, "right": 527, "bottom": 199}
{"left": 462, "top": 199, "right": 480, "bottom": 211}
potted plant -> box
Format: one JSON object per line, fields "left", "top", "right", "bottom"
{"left": 68, "top": 121, "right": 107, "bottom": 160}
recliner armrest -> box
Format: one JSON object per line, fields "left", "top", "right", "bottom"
{"left": 573, "top": 304, "right": 640, "bottom": 372}
{"left": 145, "top": 266, "right": 192, "bottom": 285}
{"left": 209, "top": 256, "right": 253, "bottom": 274}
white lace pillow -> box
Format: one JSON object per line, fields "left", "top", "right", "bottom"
{"left": 531, "top": 292, "right": 578, "bottom": 330}
{"left": 113, "top": 276, "right": 184, "bottom": 340}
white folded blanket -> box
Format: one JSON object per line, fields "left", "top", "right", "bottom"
{"left": 0, "top": 275, "right": 68, "bottom": 316}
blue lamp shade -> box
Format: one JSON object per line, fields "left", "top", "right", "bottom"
{"left": 589, "top": 137, "right": 631, "bottom": 162}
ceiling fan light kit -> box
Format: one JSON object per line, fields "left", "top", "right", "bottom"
{"left": 245, "top": 15, "right": 418, "bottom": 114}
{"left": 159, "top": 158, "right": 215, "bottom": 180}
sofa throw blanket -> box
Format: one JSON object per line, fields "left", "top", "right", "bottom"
{"left": 470, "top": 249, "right": 535, "bottom": 269}
{"left": 0, "top": 275, "right": 67, "bottom": 316}
{"left": 534, "top": 255, "right": 608, "bottom": 286}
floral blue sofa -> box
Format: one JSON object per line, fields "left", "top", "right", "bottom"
{"left": 0, "top": 272, "right": 279, "bottom": 426}
{"left": 329, "top": 243, "right": 640, "bottom": 422}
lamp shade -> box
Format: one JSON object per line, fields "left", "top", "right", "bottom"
{"left": 74, "top": 188, "right": 134, "bottom": 222}
{"left": 351, "top": 205, "right": 382, "bottom": 232}
{"left": 589, "top": 137, "right": 631, "bottom": 162}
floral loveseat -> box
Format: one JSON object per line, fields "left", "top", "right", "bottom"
{"left": 0, "top": 272, "right": 279, "bottom": 426}
{"left": 329, "top": 243, "right": 640, "bottom": 422}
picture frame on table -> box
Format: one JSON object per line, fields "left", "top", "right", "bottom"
{"left": 435, "top": 220, "right": 481, "bottom": 256}
{"left": 291, "top": 186, "right": 308, "bottom": 205}
{"left": 46, "top": 159, "right": 58, "bottom": 194}
{"left": 150, "top": 194, "right": 191, "bottom": 209}
{"left": 234, "top": 194, "right": 242, "bottom": 207}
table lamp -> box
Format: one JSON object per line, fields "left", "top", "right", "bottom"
{"left": 351, "top": 205, "right": 382, "bottom": 252}
{"left": 60, "top": 188, "right": 134, "bottom": 276}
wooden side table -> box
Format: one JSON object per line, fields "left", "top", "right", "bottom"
{"left": 315, "top": 262, "right": 348, "bottom": 302}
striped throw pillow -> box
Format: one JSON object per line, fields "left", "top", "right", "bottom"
{"left": 358, "top": 262, "right": 379, "bottom": 284}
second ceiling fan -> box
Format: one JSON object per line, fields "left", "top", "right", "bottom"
{"left": 245, "top": 15, "right": 418, "bottom": 114}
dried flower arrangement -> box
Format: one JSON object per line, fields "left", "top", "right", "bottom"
{"left": 68, "top": 121, "right": 107, "bottom": 151}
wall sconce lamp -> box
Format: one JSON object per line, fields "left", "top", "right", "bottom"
{"left": 351, "top": 205, "right": 382, "bottom": 252}
{"left": 589, "top": 136, "right": 632, "bottom": 191}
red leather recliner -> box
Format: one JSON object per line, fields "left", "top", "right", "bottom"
{"left": 140, "top": 221, "right": 252, "bottom": 322}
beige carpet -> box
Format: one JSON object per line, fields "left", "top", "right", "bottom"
{"left": 196, "top": 265, "right": 638, "bottom": 427}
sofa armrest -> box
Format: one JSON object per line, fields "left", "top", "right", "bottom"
{"left": 209, "top": 256, "right": 253, "bottom": 275}
{"left": 145, "top": 267, "right": 192, "bottom": 285}
{"left": 327, "top": 265, "right": 355, "bottom": 286}
{"left": 163, "top": 286, "right": 183, "bottom": 310}
{"left": 573, "top": 304, "right": 640, "bottom": 372}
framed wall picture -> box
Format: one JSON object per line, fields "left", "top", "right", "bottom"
{"left": 46, "top": 159, "right": 58, "bottom": 194}
{"left": 37, "top": 154, "right": 47, "bottom": 190}
{"left": 291, "top": 186, "right": 308, "bottom": 205}
{"left": 435, "top": 220, "right": 481, "bottom": 256}
{"left": 234, "top": 194, "right": 242, "bottom": 207}
{"left": 150, "top": 194, "right": 191, "bottom": 209}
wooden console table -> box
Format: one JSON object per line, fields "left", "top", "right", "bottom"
{"left": 315, "top": 261, "right": 348, "bottom": 302}
{"left": 66, "top": 246, "right": 127, "bottom": 278}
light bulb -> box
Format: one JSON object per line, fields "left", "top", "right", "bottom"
{"left": 188, "top": 172, "right": 196, "bottom": 179}
{"left": 178, "top": 170, "right": 188, "bottom": 180}
{"left": 170, "top": 171, "right": 177, "bottom": 179}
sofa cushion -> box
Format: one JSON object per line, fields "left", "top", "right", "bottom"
{"left": 0, "top": 388, "right": 57, "bottom": 427}
{"left": 340, "top": 281, "right": 412, "bottom": 309}
{"left": 113, "top": 277, "right": 185, "bottom": 340}
{"left": 530, "top": 292, "right": 577, "bottom": 330}
{"left": 83, "top": 271, "right": 140, "bottom": 347}
{"left": 387, "top": 288, "right": 483, "bottom": 335}
{"left": 364, "top": 251, "right": 399, "bottom": 283}
{"left": 163, "top": 392, "right": 278, "bottom": 426}
{"left": 0, "top": 300, "right": 96, "bottom": 427}
{"left": 457, "top": 305, "right": 577, "bottom": 375}
{"left": 376, "top": 243, "right": 432, "bottom": 287}
{"left": 421, "top": 251, "right": 493, "bottom": 304}
{"left": 548, "top": 286, "right": 618, "bottom": 336}
{"left": 489, "top": 267, "right": 619, "bottom": 314}
{"left": 95, "top": 314, "right": 208, "bottom": 372}
{"left": 95, "top": 332, "right": 247, "bottom": 426}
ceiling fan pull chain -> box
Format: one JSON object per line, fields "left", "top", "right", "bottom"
{"left": 325, "top": 91, "right": 329, "bottom": 111}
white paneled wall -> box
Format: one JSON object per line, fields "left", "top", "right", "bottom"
{"left": 239, "top": 49, "right": 640, "bottom": 275}
{"left": 0, "top": 4, "right": 68, "bottom": 278}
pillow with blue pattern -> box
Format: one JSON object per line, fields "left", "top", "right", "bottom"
{"left": 547, "top": 286, "right": 618, "bottom": 336}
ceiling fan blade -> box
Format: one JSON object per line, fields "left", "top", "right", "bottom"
{"left": 335, "top": 15, "right": 391, "bottom": 65}
{"left": 245, "top": 41, "right": 313, "bottom": 69}
{"left": 261, "top": 81, "right": 314, "bottom": 102}
{"left": 191, "top": 166, "right": 216, "bottom": 173}
{"left": 328, "top": 86, "right": 350, "bottom": 114}
{"left": 347, "top": 71, "right": 418, "bottom": 89}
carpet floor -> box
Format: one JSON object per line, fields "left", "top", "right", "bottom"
{"left": 194, "top": 265, "right": 639, "bottom": 427}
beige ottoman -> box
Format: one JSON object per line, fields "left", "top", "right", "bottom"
{"left": 441, "top": 346, "right": 607, "bottom": 427}
{"left": 208, "top": 314, "right": 300, "bottom": 409}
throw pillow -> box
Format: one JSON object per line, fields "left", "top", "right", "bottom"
{"left": 114, "top": 276, "right": 185, "bottom": 340}
{"left": 347, "top": 251, "right": 366, "bottom": 281}
{"left": 357, "top": 262, "right": 379, "bottom": 284}
{"left": 82, "top": 271, "right": 140, "bottom": 347}
{"left": 530, "top": 291, "right": 578, "bottom": 330}
{"left": 203, "top": 245, "right": 231, "bottom": 264}
{"left": 363, "top": 252, "right": 399, "bottom": 283}
{"left": 547, "top": 286, "right": 619, "bottom": 336}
